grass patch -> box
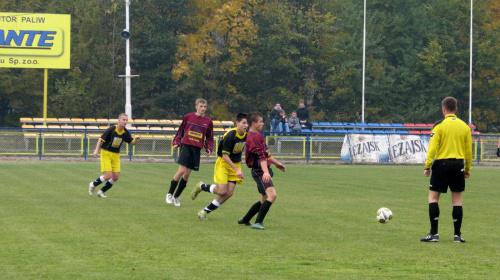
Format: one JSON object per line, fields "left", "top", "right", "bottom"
{"left": 0, "top": 162, "right": 498, "bottom": 279}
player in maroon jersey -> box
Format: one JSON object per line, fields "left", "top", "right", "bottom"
{"left": 166, "top": 99, "right": 214, "bottom": 206}
{"left": 238, "top": 112, "right": 285, "bottom": 229}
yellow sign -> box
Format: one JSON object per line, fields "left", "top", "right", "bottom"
{"left": 0, "top": 13, "right": 70, "bottom": 69}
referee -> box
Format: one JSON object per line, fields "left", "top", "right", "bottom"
{"left": 421, "top": 97, "right": 472, "bottom": 243}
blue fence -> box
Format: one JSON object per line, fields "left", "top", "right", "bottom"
{"left": 0, "top": 127, "right": 497, "bottom": 163}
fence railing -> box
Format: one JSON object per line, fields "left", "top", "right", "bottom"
{"left": 0, "top": 128, "right": 497, "bottom": 163}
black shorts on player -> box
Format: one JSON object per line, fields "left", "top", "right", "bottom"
{"left": 177, "top": 145, "right": 201, "bottom": 171}
{"left": 251, "top": 167, "right": 274, "bottom": 195}
{"left": 430, "top": 159, "right": 465, "bottom": 193}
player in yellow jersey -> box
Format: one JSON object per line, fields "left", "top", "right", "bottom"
{"left": 190, "top": 113, "right": 248, "bottom": 220}
{"left": 88, "top": 113, "right": 140, "bottom": 198}
{"left": 421, "top": 97, "right": 472, "bottom": 243}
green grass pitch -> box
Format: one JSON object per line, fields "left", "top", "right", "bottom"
{"left": 0, "top": 161, "right": 498, "bottom": 279}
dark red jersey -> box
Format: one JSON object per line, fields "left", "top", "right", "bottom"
{"left": 245, "top": 131, "right": 271, "bottom": 169}
{"left": 173, "top": 113, "right": 214, "bottom": 151}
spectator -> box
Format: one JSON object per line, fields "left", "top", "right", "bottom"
{"left": 288, "top": 111, "right": 301, "bottom": 132}
{"left": 276, "top": 109, "right": 290, "bottom": 133}
{"left": 296, "top": 100, "right": 312, "bottom": 130}
{"left": 269, "top": 103, "right": 281, "bottom": 132}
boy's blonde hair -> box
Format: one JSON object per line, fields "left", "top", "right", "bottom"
{"left": 195, "top": 99, "right": 207, "bottom": 106}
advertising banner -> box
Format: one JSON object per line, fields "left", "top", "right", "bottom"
{"left": 341, "top": 134, "right": 390, "bottom": 163}
{"left": 341, "top": 134, "right": 429, "bottom": 164}
{"left": 0, "top": 13, "right": 71, "bottom": 69}
{"left": 387, "top": 134, "right": 430, "bottom": 163}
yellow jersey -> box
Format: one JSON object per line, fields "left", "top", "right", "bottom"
{"left": 425, "top": 114, "right": 472, "bottom": 171}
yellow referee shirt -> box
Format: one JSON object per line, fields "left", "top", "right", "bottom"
{"left": 425, "top": 114, "right": 472, "bottom": 172}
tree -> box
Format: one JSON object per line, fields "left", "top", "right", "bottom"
{"left": 1, "top": 0, "right": 499, "bottom": 131}
{"left": 470, "top": 0, "right": 500, "bottom": 131}
{"left": 127, "top": 0, "right": 192, "bottom": 119}
{"left": 169, "top": 0, "right": 260, "bottom": 120}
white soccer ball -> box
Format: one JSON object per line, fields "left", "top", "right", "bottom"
{"left": 376, "top": 207, "right": 393, "bottom": 223}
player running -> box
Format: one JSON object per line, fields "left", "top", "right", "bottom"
{"left": 191, "top": 113, "right": 248, "bottom": 220}
{"left": 88, "top": 113, "right": 141, "bottom": 198}
{"left": 166, "top": 99, "right": 214, "bottom": 206}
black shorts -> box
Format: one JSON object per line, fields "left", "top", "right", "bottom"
{"left": 429, "top": 159, "right": 465, "bottom": 193}
{"left": 251, "top": 167, "right": 274, "bottom": 195}
{"left": 177, "top": 145, "right": 201, "bottom": 171}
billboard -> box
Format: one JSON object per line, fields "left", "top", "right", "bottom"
{"left": 340, "top": 133, "right": 390, "bottom": 163}
{"left": 0, "top": 13, "right": 70, "bottom": 69}
{"left": 341, "top": 134, "right": 430, "bottom": 164}
{"left": 387, "top": 134, "right": 429, "bottom": 163}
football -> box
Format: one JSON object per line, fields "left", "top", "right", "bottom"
{"left": 376, "top": 207, "right": 393, "bottom": 223}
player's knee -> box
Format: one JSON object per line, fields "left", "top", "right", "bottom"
{"left": 216, "top": 187, "right": 227, "bottom": 196}
{"left": 175, "top": 166, "right": 186, "bottom": 177}
{"left": 267, "top": 193, "right": 277, "bottom": 202}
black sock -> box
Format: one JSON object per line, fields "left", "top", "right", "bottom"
{"left": 93, "top": 177, "right": 103, "bottom": 186}
{"left": 429, "top": 202, "right": 439, "bottom": 235}
{"left": 168, "top": 180, "right": 178, "bottom": 195}
{"left": 204, "top": 203, "right": 219, "bottom": 214}
{"left": 452, "top": 206, "right": 463, "bottom": 236}
{"left": 101, "top": 181, "right": 114, "bottom": 193}
{"left": 174, "top": 177, "right": 187, "bottom": 198}
{"left": 242, "top": 201, "right": 262, "bottom": 223}
{"left": 201, "top": 183, "right": 211, "bottom": 192}
{"left": 255, "top": 200, "right": 273, "bottom": 224}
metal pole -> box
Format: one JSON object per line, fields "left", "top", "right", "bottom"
{"left": 362, "top": 0, "right": 366, "bottom": 123}
{"left": 43, "top": 68, "right": 48, "bottom": 123}
{"left": 125, "top": 0, "right": 132, "bottom": 120}
{"left": 469, "top": 0, "right": 473, "bottom": 124}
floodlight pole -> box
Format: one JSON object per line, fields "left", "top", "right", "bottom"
{"left": 361, "top": 0, "right": 366, "bottom": 123}
{"left": 469, "top": 0, "right": 473, "bottom": 124}
{"left": 119, "top": 0, "right": 139, "bottom": 122}
{"left": 124, "top": 0, "right": 132, "bottom": 119}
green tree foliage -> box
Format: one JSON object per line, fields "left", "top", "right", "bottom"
{"left": 170, "top": 0, "right": 261, "bottom": 120}
{"left": 0, "top": 0, "right": 499, "bottom": 131}
{"left": 470, "top": 0, "right": 500, "bottom": 131}
{"left": 129, "top": 0, "right": 192, "bottom": 119}
{"left": 244, "top": 1, "right": 339, "bottom": 121}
